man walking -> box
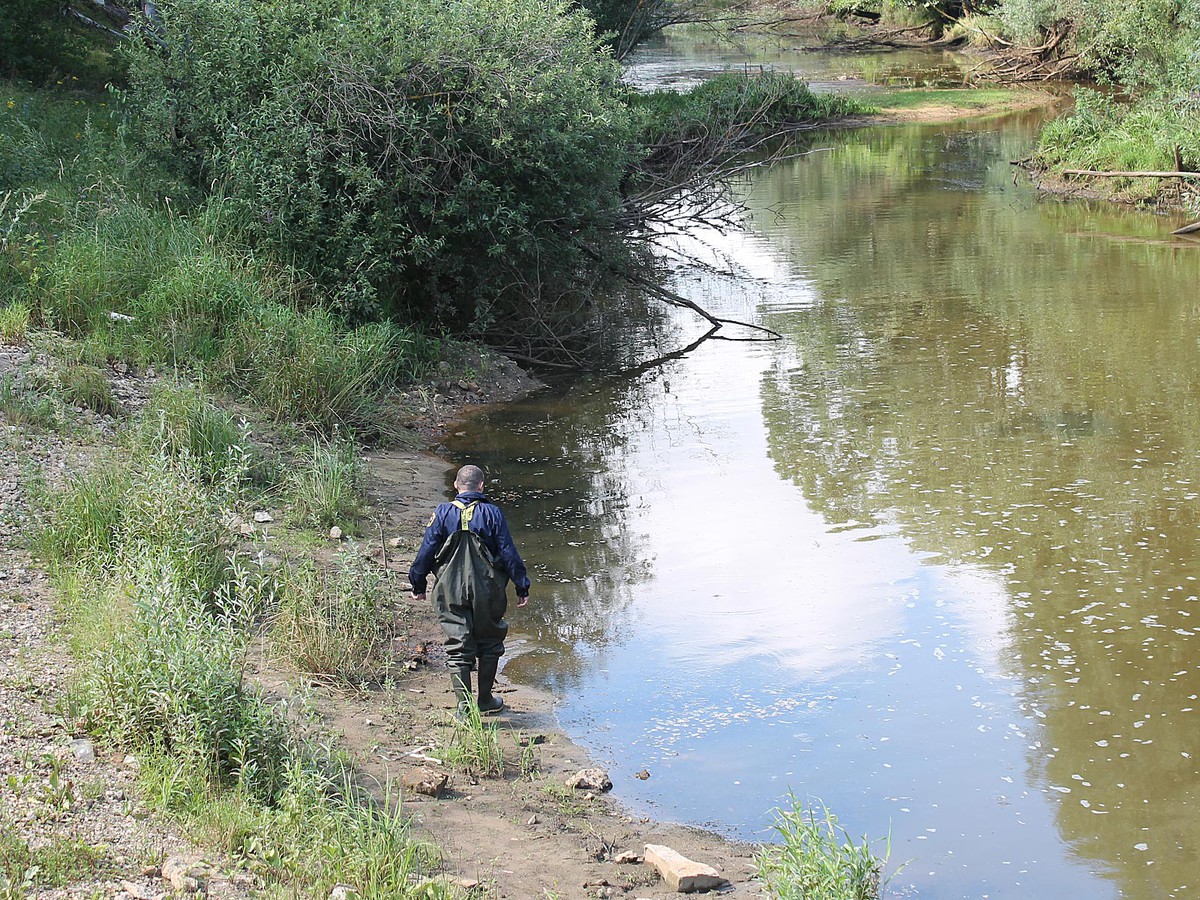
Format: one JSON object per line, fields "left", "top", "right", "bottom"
{"left": 409, "top": 465, "right": 530, "bottom": 714}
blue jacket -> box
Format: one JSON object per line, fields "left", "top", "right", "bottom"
{"left": 409, "top": 491, "right": 530, "bottom": 597}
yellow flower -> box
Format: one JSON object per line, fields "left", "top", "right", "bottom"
{"left": 5, "top": 101, "right": 13, "bottom": 109}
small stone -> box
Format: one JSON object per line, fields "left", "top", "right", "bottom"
{"left": 69, "top": 737, "right": 95, "bottom": 763}
{"left": 402, "top": 766, "right": 448, "bottom": 798}
{"left": 253, "top": 510, "right": 273, "bottom": 523}
{"left": 162, "top": 855, "right": 208, "bottom": 895}
{"left": 238, "top": 522, "right": 255, "bottom": 536}
{"left": 644, "top": 844, "right": 726, "bottom": 893}
{"left": 329, "top": 526, "right": 343, "bottom": 540}
{"left": 124, "top": 754, "right": 141, "bottom": 773}
{"left": 329, "top": 885, "right": 358, "bottom": 900}
{"left": 527, "top": 815, "right": 539, "bottom": 826}
{"left": 635, "top": 769, "right": 651, "bottom": 780}
{"left": 120, "top": 880, "right": 159, "bottom": 900}
{"left": 566, "top": 767, "right": 612, "bottom": 793}
{"left": 388, "top": 537, "right": 402, "bottom": 548}
{"left": 614, "top": 850, "right": 642, "bottom": 864}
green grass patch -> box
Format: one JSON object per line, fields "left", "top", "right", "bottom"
{"left": 0, "top": 373, "right": 63, "bottom": 431}
{"left": 32, "top": 380, "right": 444, "bottom": 897}
{"left": 3, "top": 78, "right": 442, "bottom": 441}
{"left": 1035, "top": 89, "right": 1200, "bottom": 205}
{"left": 755, "top": 798, "right": 891, "bottom": 900}
{"left": 870, "top": 87, "right": 1022, "bottom": 112}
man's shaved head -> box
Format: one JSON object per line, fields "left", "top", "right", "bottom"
{"left": 455, "top": 465, "right": 485, "bottom": 491}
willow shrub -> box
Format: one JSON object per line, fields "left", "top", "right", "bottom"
{"left": 122, "top": 0, "right": 639, "bottom": 330}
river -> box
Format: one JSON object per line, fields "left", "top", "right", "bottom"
{"left": 443, "top": 28, "right": 1200, "bottom": 900}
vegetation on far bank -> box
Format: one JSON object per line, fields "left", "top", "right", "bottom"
{"left": 784, "top": 0, "right": 1200, "bottom": 210}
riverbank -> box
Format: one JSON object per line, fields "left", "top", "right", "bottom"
{"left": 0, "top": 338, "right": 765, "bottom": 899}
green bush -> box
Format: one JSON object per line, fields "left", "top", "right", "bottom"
{"left": 122, "top": 0, "right": 638, "bottom": 330}
{"left": 635, "top": 71, "right": 866, "bottom": 152}
{"left": 73, "top": 556, "right": 291, "bottom": 802}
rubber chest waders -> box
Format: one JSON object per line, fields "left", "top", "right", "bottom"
{"left": 429, "top": 500, "right": 510, "bottom": 668}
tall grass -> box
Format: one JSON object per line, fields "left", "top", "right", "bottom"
{"left": 34, "top": 380, "right": 441, "bottom": 896}
{"left": 285, "top": 438, "right": 365, "bottom": 531}
{"left": 755, "top": 798, "right": 891, "bottom": 900}
{"left": 272, "top": 550, "right": 391, "bottom": 681}
{"left": 440, "top": 703, "right": 505, "bottom": 777}
{"left": 0, "top": 300, "right": 30, "bottom": 344}
{"left": 0, "top": 373, "right": 63, "bottom": 430}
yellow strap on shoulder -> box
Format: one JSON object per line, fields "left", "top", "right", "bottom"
{"left": 451, "top": 499, "right": 477, "bottom": 531}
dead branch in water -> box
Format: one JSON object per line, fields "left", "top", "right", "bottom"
{"left": 1063, "top": 169, "right": 1200, "bottom": 179}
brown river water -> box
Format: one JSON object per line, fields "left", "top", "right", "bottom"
{"left": 443, "top": 30, "right": 1200, "bottom": 900}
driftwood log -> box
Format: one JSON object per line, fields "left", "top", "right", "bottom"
{"left": 1062, "top": 169, "right": 1200, "bottom": 180}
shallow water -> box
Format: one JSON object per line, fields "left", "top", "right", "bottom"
{"left": 444, "top": 39, "right": 1200, "bottom": 900}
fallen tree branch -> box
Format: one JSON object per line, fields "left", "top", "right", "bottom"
{"left": 1171, "top": 221, "right": 1200, "bottom": 235}
{"left": 1063, "top": 169, "right": 1200, "bottom": 180}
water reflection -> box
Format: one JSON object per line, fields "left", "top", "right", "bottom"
{"left": 446, "top": 115, "right": 1200, "bottom": 899}
{"left": 623, "top": 26, "right": 973, "bottom": 93}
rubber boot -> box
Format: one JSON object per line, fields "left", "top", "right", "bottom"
{"left": 476, "top": 656, "right": 505, "bottom": 715}
{"left": 451, "top": 665, "right": 473, "bottom": 715}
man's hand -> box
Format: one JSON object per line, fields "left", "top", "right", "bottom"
{"left": 517, "top": 594, "right": 529, "bottom": 608}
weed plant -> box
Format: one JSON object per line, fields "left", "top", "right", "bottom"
{"left": 285, "top": 437, "right": 365, "bottom": 532}
{"left": 441, "top": 703, "right": 505, "bottom": 777}
{"left": 137, "top": 756, "right": 442, "bottom": 897}
{"left": 0, "top": 374, "right": 63, "bottom": 431}
{"left": 0, "top": 301, "right": 30, "bottom": 344}
{"left": 0, "top": 826, "right": 105, "bottom": 899}
{"left": 50, "top": 363, "right": 121, "bottom": 416}
{"left": 133, "top": 383, "right": 252, "bottom": 486}
{"left": 272, "top": 550, "right": 391, "bottom": 681}
{"left": 754, "top": 798, "right": 890, "bottom": 900}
